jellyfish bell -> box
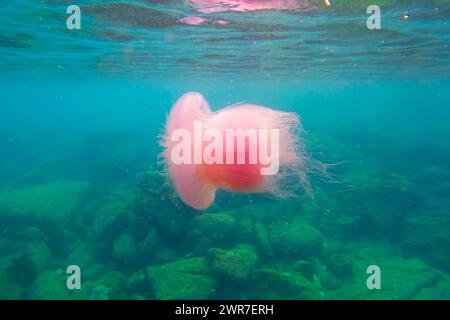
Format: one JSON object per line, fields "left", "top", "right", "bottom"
{"left": 162, "top": 92, "right": 309, "bottom": 210}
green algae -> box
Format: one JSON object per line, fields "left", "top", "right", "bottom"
{"left": 207, "top": 244, "right": 258, "bottom": 282}
{"left": 147, "top": 257, "right": 216, "bottom": 300}
{"left": 0, "top": 181, "right": 89, "bottom": 222}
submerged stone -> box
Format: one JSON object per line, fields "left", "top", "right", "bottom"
{"left": 0, "top": 181, "right": 89, "bottom": 222}
{"left": 188, "top": 211, "right": 238, "bottom": 253}
{"left": 207, "top": 244, "right": 258, "bottom": 282}
{"left": 29, "top": 271, "right": 71, "bottom": 300}
{"left": 126, "top": 269, "right": 149, "bottom": 294}
{"left": 250, "top": 268, "right": 321, "bottom": 299}
{"left": 326, "top": 253, "right": 354, "bottom": 279}
{"left": 268, "top": 223, "right": 323, "bottom": 259}
{"left": 147, "top": 257, "right": 216, "bottom": 299}
{"left": 113, "top": 233, "right": 138, "bottom": 267}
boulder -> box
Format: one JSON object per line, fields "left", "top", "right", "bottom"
{"left": 249, "top": 268, "right": 322, "bottom": 299}
{"left": 147, "top": 257, "right": 216, "bottom": 299}
{"left": 0, "top": 181, "right": 89, "bottom": 222}
{"left": 207, "top": 244, "right": 258, "bottom": 282}
{"left": 268, "top": 223, "right": 323, "bottom": 259}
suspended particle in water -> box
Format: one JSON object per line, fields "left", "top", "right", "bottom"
{"left": 323, "top": 0, "right": 332, "bottom": 8}
{"left": 402, "top": 11, "right": 410, "bottom": 20}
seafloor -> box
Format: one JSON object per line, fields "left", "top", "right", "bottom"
{"left": 1, "top": 117, "right": 450, "bottom": 300}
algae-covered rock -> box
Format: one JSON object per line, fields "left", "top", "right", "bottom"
{"left": 329, "top": 254, "right": 439, "bottom": 299}
{"left": 188, "top": 211, "right": 238, "bottom": 253}
{"left": 136, "top": 171, "right": 192, "bottom": 239}
{"left": 188, "top": 212, "right": 237, "bottom": 239}
{"left": 29, "top": 270, "right": 71, "bottom": 300}
{"left": 82, "top": 264, "right": 110, "bottom": 282}
{"left": 268, "top": 223, "right": 323, "bottom": 259}
{"left": 318, "top": 271, "right": 345, "bottom": 291}
{"left": 91, "top": 188, "right": 135, "bottom": 240}
{"left": 140, "top": 228, "right": 160, "bottom": 264}
{"left": 98, "top": 271, "right": 127, "bottom": 300}
{"left": 249, "top": 268, "right": 321, "bottom": 299}
{"left": 113, "top": 233, "right": 138, "bottom": 267}
{"left": 254, "top": 222, "right": 273, "bottom": 258}
{"left": 127, "top": 269, "right": 149, "bottom": 294}
{"left": 147, "top": 257, "right": 216, "bottom": 299}
{"left": 207, "top": 244, "right": 258, "bottom": 282}
{"left": 66, "top": 243, "right": 98, "bottom": 271}
{"left": 326, "top": 253, "right": 354, "bottom": 279}
{"left": 401, "top": 214, "right": 450, "bottom": 272}
{"left": 0, "top": 282, "right": 23, "bottom": 299}
{"left": 292, "top": 260, "right": 316, "bottom": 281}
{"left": 0, "top": 181, "right": 89, "bottom": 222}
{"left": 0, "top": 269, "right": 24, "bottom": 299}
{"left": 90, "top": 286, "right": 110, "bottom": 300}
{"left": 413, "top": 273, "right": 450, "bottom": 300}
{"left": 3, "top": 240, "right": 53, "bottom": 286}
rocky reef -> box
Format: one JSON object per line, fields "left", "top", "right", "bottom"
{"left": 1, "top": 140, "right": 450, "bottom": 300}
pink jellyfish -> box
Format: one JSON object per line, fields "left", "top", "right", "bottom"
{"left": 162, "top": 92, "right": 309, "bottom": 210}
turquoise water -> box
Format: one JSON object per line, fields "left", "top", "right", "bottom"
{"left": 0, "top": 0, "right": 450, "bottom": 299}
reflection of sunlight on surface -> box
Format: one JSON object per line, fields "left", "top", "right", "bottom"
{"left": 0, "top": 0, "right": 449, "bottom": 79}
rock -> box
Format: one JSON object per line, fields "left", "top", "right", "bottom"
{"left": 147, "top": 257, "right": 216, "bottom": 299}
{"left": 329, "top": 251, "right": 440, "bottom": 299}
{"left": 318, "top": 213, "right": 369, "bottom": 241}
{"left": 317, "top": 271, "right": 344, "bottom": 291}
{"left": 413, "top": 274, "right": 450, "bottom": 300}
{"left": 90, "top": 286, "right": 110, "bottom": 300}
{"left": 91, "top": 188, "right": 135, "bottom": 240}
{"left": 188, "top": 212, "right": 237, "bottom": 253}
{"left": 0, "top": 270, "right": 23, "bottom": 299}
{"left": 0, "top": 282, "right": 23, "bottom": 299}
{"left": 135, "top": 171, "right": 192, "bottom": 240}
{"left": 83, "top": 264, "right": 110, "bottom": 281}
{"left": 127, "top": 269, "right": 149, "bottom": 294}
{"left": 268, "top": 223, "right": 323, "bottom": 260}
{"left": 113, "top": 233, "right": 138, "bottom": 268}
{"left": 154, "top": 248, "right": 178, "bottom": 264}
{"left": 29, "top": 270, "right": 71, "bottom": 300}
{"left": 189, "top": 212, "right": 237, "bottom": 239}
{"left": 26, "top": 241, "right": 53, "bottom": 274}
{"left": 401, "top": 214, "right": 450, "bottom": 272}
{"left": 140, "top": 228, "right": 160, "bottom": 265}
{"left": 292, "top": 260, "right": 315, "bottom": 281}
{"left": 99, "top": 271, "right": 127, "bottom": 300}
{"left": 17, "top": 226, "right": 44, "bottom": 241}
{"left": 3, "top": 241, "right": 53, "bottom": 286}
{"left": 66, "top": 243, "right": 98, "bottom": 271}
{"left": 253, "top": 222, "right": 273, "bottom": 258}
{"left": 249, "top": 268, "right": 321, "bottom": 299}
{"left": 234, "top": 217, "right": 255, "bottom": 243}
{"left": 326, "top": 253, "right": 354, "bottom": 279}
{"left": 0, "top": 181, "right": 89, "bottom": 222}
{"left": 207, "top": 244, "right": 258, "bottom": 282}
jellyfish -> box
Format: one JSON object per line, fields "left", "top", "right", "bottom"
{"left": 162, "top": 92, "right": 309, "bottom": 210}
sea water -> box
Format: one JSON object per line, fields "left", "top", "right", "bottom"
{"left": 0, "top": 0, "right": 449, "bottom": 300}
